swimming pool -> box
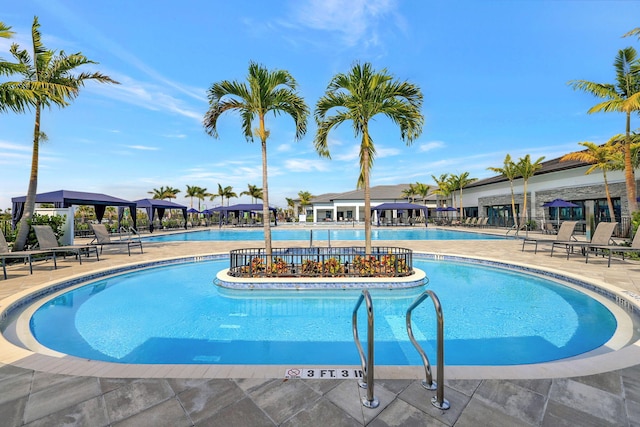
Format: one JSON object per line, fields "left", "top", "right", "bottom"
{"left": 142, "top": 228, "right": 502, "bottom": 242}
{"left": 28, "top": 256, "right": 618, "bottom": 366}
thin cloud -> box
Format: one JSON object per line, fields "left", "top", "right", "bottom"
{"left": 284, "top": 158, "right": 331, "bottom": 172}
{"left": 0, "top": 141, "right": 31, "bottom": 152}
{"left": 93, "top": 78, "right": 203, "bottom": 122}
{"left": 419, "top": 141, "right": 445, "bottom": 152}
{"left": 125, "top": 145, "right": 160, "bottom": 151}
{"left": 290, "top": 0, "right": 399, "bottom": 47}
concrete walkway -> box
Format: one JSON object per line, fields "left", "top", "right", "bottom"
{"left": 1, "top": 226, "right": 639, "bottom": 426}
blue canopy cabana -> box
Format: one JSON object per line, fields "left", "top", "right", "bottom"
{"left": 371, "top": 202, "right": 429, "bottom": 227}
{"left": 12, "top": 190, "right": 138, "bottom": 228}
{"left": 220, "top": 203, "right": 278, "bottom": 226}
{"left": 134, "top": 199, "right": 188, "bottom": 232}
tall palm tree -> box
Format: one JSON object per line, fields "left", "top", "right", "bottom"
{"left": 568, "top": 47, "right": 640, "bottom": 213}
{"left": 185, "top": 185, "right": 202, "bottom": 208}
{"left": 515, "top": 154, "right": 545, "bottom": 227}
{"left": 285, "top": 197, "right": 296, "bottom": 219}
{"left": 314, "top": 62, "right": 423, "bottom": 253}
{"left": 0, "top": 21, "right": 49, "bottom": 114}
{"left": 401, "top": 184, "right": 417, "bottom": 202}
{"left": 13, "top": 17, "right": 119, "bottom": 250}
{"left": 414, "top": 182, "right": 431, "bottom": 205}
{"left": 431, "top": 174, "right": 452, "bottom": 209}
{"left": 561, "top": 141, "right": 617, "bottom": 220}
{"left": 148, "top": 186, "right": 180, "bottom": 201}
{"left": 241, "top": 184, "right": 263, "bottom": 204}
{"left": 488, "top": 154, "right": 520, "bottom": 228}
{"left": 297, "top": 191, "right": 313, "bottom": 218}
{"left": 203, "top": 62, "right": 309, "bottom": 257}
{"left": 448, "top": 172, "right": 477, "bottom": 219}
{"left": 211, "top": 184, "right": 237, "bottom": 207}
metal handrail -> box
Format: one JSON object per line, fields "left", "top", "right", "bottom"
{"left": 352, "top": 289, "right": 379, "bottom": 409}
{"left": 406, "top": 290, "right": 450, "bottom": 410}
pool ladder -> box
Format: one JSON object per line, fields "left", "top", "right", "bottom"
{"left": 406, "top": 290, "right": 450, "bottom": 410}
{"left": 352, "top": 289, "right": 449, "bottom": 410}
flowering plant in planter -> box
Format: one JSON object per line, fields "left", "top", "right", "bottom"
{"left": 269, "top": 257, "right": 291, "bottom": 276}
{"left": 323, "top": 257, "right": 345, "bottom": 276}
{"left": 301, "top": 259, "right": 322, "bottom": 276}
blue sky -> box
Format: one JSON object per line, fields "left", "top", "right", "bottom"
{"left": 1, "top": 0, "right": 639, "bottom": 211}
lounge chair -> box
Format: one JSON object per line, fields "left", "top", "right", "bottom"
{"left": 542, "top": 222, "right": 557, "bottom": 235}
{"left": 550, "top": 222, "right": 618, "bottom": 260}
{"left": 474, "top": 217, "right": 488, "bottom": 228}
{"left": 90, "top": 224, "right": 143, "bottom": 255}
{"left": 32, "top": 225, "right": 100, "bottom": 264}
{"left": 1, "top": 232, "right": 57, "bottom": 279}
{"left": 521, "top": 221, "right": 578, "bottom": 254}
{"left": 586, "top": 229, "right": 640, "bottom": 267}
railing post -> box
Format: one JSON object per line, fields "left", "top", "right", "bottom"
{"left": 352, "top": 290, "right": 379, "bottom": 409}
{"left": 406, "top": 290, "right": 450, "bottom": 410}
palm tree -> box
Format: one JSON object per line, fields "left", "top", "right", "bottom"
{"left": 0, "top": 21, "right": 48, "bottom": 113}
{"left": 448, "top": 172, "right": 477, "bottom": 219}
{"left": 314, "top": 62, "right": 423, "bottom": 253}
{"left": 401, "top": 184, "right": 417, "bottom": 202}
{"left": 241, "top": 184, "right": 263, "bottom": 204}
{"left": 414, "top": 182, "right": 431, "bottom": 205}
{"left": 13, "top": 17, "right": 119, "bottom": 250}
{"left": 203, "top": 62, "right": 309, "bottom": 257}
{"left": 185, "top": 185, "right": 203, "bottom": 208}
{"left": 285, "top": 197, "right": 296, "bottom": 219}
{"left": 515, "top": 154, "right": 545, "bottom": 228}
{"left": 431, "top": 174, "right": 452, "bottom": 209}
{"left": 148, "top": 186, "right": 180, "bottom": 201}
{"left": 298, "top": 191, "right": 313, "bottom": 218}
{"left": 561, "top": 141, "right": 617, "bottom": 221}
{"left": 211, "top": 184, "right": 237, "bottom": 206}
{"left": 488, "top": 154, "right": 520, "bottom": 228}
{"left": 568, "top": 47, "right": 640, "bottom": 213}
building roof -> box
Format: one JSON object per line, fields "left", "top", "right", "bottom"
{"left": 313, "top": 184, "right": 414, "bottom": 202}
{"left": 466, "top": 156, "right": 588, "bottom": 189}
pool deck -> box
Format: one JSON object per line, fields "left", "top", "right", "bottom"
{"left": 1, "top": 225, "right": 639, "bottom": 426}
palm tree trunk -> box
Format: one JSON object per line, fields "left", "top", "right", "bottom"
{"left": 510, "top": 182, "right": 518, "bottom": 228}
{"left": 625, "top": 112, "right": 638, "bottom": 213}
{"left": 603, "top": 171, "right": 616, "bottom": 221}
{"left": 459, "top": 189, "right": 464, "bottom": 219}
{"left": 15, "top": 103, "right": 41, "bottom": 251}
{"left": 259, "top": 117, "right": 272, "bottom": 259}
{"left": 362, "top": 134, "right": 372, "bottom": 254}
{"left": 522, "top": 180, "right": 528, "bottom": 229}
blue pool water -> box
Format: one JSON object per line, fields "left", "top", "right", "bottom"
{"left": 142, "top": 228, "right": 502, "bottom": 242}
{"left": 29, "top": 257, "right": 616, "bottom": 366}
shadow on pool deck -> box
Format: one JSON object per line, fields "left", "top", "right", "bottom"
{"left": 1, "top": 226, "right": 640, "bottom": 425}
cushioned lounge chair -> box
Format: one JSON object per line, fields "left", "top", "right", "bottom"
{"left": 32, "top": 225, "right": 99, "bottom": 264}
{"left": 90, "top": 223, "right": 143, "bottom": 256}
{"left": 1, "top": 232, "right": 57, "bottom": 279}
{"left": 550, "top": 222, "right": 618, "bottom": 260}
{"left": 521, "top": 221, "right": 578, "bottom": 254}
{"left": 586, "top": 229, "right": 640, "bottom": 267}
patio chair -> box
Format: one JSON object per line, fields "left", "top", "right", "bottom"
{"left": 542, "top": 222, "right": 557, "bottom": 235}
{"left": 551, "top": 222, "right": 618, "bottom": 260}
{"left": 90, "top": 223, "right": 143, "bottom": 256}
{"left": 586, "top": 229, "right": 640, "bottom": 267}
{"left": 521, "top": 221, "right": 578, "bottom": 254}
{"left": 1, "top": 232, "right": 57, "bottom": 279}
{"left": 32, "top": 225, "right": 100, "bottom": 264}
